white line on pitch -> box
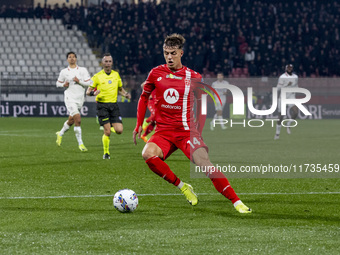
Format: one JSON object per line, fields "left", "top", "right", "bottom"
{"left": 0, "top": 192, "right": 339, "bottom": 200}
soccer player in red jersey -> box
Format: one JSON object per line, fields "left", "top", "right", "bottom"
{"left": 133, "top": 34, "right": 251, "bottom": 213}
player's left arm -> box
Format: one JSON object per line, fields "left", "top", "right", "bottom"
{"left": 86, "top": 75, "right": 100, "bottom": 96}
{"left": 74, "top": 68, "right": 93, "bottom": 87}
{"left": 118, "top": 87, "right": 131, "bottom": 100}
{"left": 115, "top": 74, "right": 131, "bottom": 99}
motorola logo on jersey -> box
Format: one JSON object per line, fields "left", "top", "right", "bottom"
{"left": 163, "top": 88, "right": 179, "bottom": 104}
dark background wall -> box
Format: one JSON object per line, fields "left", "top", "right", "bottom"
{"left": 0, "top": 0, "right": 33, "bottom": 7}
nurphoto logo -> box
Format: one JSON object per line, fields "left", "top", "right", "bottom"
{"left": 199, "top": 83, "right": 311, "bottom": 128}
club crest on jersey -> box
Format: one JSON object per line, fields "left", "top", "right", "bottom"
{"left": 166, "top": 74, "right": 183, "bottom": 80}
{"left": 163, "top": 88, "right": 179, "bottom": 104}
{"left": 108, "top": 80, "right": 112, "bottom": 84}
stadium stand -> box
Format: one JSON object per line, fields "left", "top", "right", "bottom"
{"left": 0, "top": 1, "right": 339, "bottom": 78}
{"left": 0, "top": 0, "right": 339, "bottom": 105}
{"left": 0, "top": 17, "right": 101, "bottom": 95}
{"left": 0, "top": 17, "right": 100, "bottom": 74}
{"left": 82, "top": 0, "right": 339, "bottom": 78}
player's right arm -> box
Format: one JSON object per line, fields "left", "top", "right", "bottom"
{"left": 86, "top": 74, "right": 100, "bottom": 96}
{"left": 86, "top": 86, "right": 100, "bottom": 96}
{"left": 56, "top": 70, "right": 69, "bottom": 88}
{"left": 133, "top": 72, "right": 155, "bottom": 145}
{"left": 276, "top": 76, "right": 284, "bottom": 99}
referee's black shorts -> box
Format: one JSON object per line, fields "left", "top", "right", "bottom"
{"left": 97, "top": 102, "right": 122, "bottom": 126}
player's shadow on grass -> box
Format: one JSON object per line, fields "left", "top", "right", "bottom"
{"left": 193, "top": 197, "right": 340, "bottom": 223}
{"left": 192, "top": 206, "right": 340, "bottom": 223}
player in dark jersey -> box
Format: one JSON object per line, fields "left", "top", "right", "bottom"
{"left": 133, "top": 34, "right": 251, "bottom": 213}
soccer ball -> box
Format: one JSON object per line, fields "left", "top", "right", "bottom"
{"left": 113, "top": 189, "right": 138, "bottom": 213}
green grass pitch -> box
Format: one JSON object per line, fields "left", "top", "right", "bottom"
{"left": 0, "top": 117, "right": 339, "bottom": 254}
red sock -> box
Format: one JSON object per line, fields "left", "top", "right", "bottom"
{"left": 207, "top": 167, "right": 240, "bottom": 204}
{"left": 143, "top": 122, "right": 155, "bottom": 136}
{"left": 146, "top": 156, "right": 181, "bottom": 186}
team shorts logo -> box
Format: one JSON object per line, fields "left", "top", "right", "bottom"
{"left": 163, "top": 88, "right": 179, "bottom": 104}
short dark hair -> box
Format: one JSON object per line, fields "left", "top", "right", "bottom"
{"left": 103, "top": 53, "right": 112, "bottom": 58}
{"left": 286, "top": 64, "right": 293, "bottom": 70}
{"left": 66, "top": 51, "right": 77, "bottom": 59}
{"left": 164, "top": 33, "right": 185, "bottom": 49}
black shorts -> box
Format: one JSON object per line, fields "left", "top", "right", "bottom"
{"left": 97, "top": 102, "right": 122, "bottom": 126}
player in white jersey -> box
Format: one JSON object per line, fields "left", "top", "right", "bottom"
{"left": 274, "top": 64, "right": 299, "bottom": 140}
{"left": 55, "top": 52, "right": 93, "bottom": 151}
{"left": 210, "top": 72, "right": 228, "bottom": 130}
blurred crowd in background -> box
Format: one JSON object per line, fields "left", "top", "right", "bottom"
{"left": 1, "top": 0, "right": 339, "bottom": 78}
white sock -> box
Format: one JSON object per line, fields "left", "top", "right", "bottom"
{"left": 233, "top": 200, "right": 242, "bottom": 207}
{"left": 218, "top": 115, "right": 225, "bottom": 128}
{"left": 74, "top": 126, "right": 83, "bottom": 145}
{"left": 287, "top": 120, "right": 293, "bottom": 126}
{"left": 276, "top": 124, "right": 282, "bottom": 135}
{"left": 59, "top": 120, "right": 70, "bottom": 136}
{"left": 177, "top": 181, "right": 184, "bottom": 189}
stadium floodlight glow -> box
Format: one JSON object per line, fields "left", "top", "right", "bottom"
{"left": 200, "top": 85, "right": 312, "bottom": 116}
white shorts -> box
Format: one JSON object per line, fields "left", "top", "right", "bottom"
{"left": 65, "top": 99, "right": 83, "bottom": 116}
{"left": 278, "top": 98, "right": 294, "bottom": 116}
{"left": 215, "top": 99, "right": 226, "bottom": 112}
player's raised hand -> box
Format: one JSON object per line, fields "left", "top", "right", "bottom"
{"left": 133, "top": 126, "right": 143, "bottom": 145}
